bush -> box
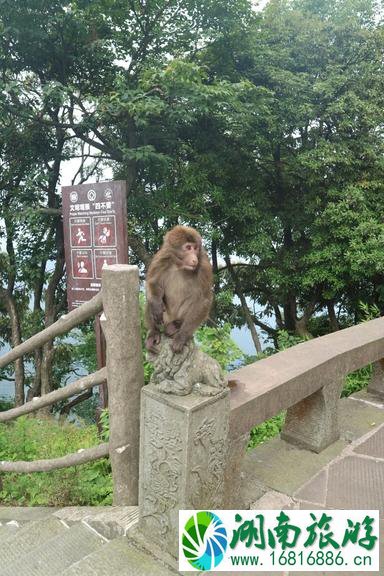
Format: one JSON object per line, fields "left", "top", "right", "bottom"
{"left": 0, "top": 416, "right": 112, "bottom": 506}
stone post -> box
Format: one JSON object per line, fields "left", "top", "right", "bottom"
{"left": 223, "top": 432, "right": 250, "bottom": 509}
{"left": 138, "top": 385, "right": 229, "bottom": 558}
{"left": 102, "top": 264, "right": 144, "bottom": 505}
{"left": 281, "top": 377, "right": 344, "bottom": 453}
{"left": 367, "top": 359, "right": 384, "bottom": 398}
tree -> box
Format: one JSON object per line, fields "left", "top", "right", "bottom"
{"left": 198, "top": 0, "right": 384, "bottom": 338}
{"left": 0, "top": 0, "right": 253, "bottom": 399}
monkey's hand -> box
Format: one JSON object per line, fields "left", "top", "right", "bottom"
{"left": 150, "top": 299, "right": 164, "bottom": 328}
{"left": 164, "top": 320, "right": 182, "bottom": 336}
{"left": 146, "top": 331, "right": 161, "bottom": 352}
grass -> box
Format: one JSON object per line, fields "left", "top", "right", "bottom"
{"left": 0, "top": 416, "right": 112, "bottom": 506}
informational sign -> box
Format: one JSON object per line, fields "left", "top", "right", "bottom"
{"left": 62, "top": 181, "right": 128, "bottom": 310}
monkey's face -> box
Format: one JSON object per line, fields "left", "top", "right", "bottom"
{"left": 179, "top": 242, "right": 199, "bottom": 271}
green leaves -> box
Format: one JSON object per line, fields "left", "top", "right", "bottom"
{"left": 0, "top": 417, "right": 112, "bottom": 505}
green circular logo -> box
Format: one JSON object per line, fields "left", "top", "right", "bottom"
{"left": 182, "top": 511, "right": 227, "bottom": 571}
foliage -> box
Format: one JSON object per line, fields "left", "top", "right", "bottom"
{"left": 342, "top": 365, "right": 373, "bottom": 398}
{"left": 248, "top": 412, "right": 285, "bottom": 449}
{"left": 98, "top": 408, "right": 110, "bottom": 442}
{"left": 277, "top": 330, "right": 308, "bottom": 350}
{"left": 0, "top": 398, "right": 13, "bottom": 412}
{"left": 195, "top": 323, "right": 245, "bottom": 370}
{"left": 199, "top": 0, "right": 384, "bottom": 337}
{"left": 358, "top": 301, "right": 381, "bottom": 322}
{"left": 0, "top": 416, "right": 112, "bottom": 506}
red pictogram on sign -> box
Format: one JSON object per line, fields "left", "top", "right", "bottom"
{"left": 94, "top": 249, "right": 118, "bottom": 279}
{"left": 72, "top": 250, "right": 94, "bottom": 279}
{"left": 70, "top": 217, "right": 92, "bottom": 247}
{"left": 93, "top": 215, "right": 116, "bottom": 247}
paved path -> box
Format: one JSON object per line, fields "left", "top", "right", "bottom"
{"left": 234, "top": 389, "right": 384, "bottom": 576}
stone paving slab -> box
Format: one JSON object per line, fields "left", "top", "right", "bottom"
{"left": 246, "top": 394, "right": 383, "bottom": 576}
{"left": 0, "top": 523, "right": 20, "bottom": 544}
{"left": 294, "top": 424, "right": 384, "bottom": 515}
{"left": 245, "top": 392, "right": 384, "bottom": 507}
{"left": 243, "top": 437, "right": 347, "bottom": 500}
{"left": 0, "top": 516, "right": 66, "bottom": 568}
{"left": 1, "top": 523, "right": 105, "bottom": 576}
{"left": 294, "top": 469, "right": 327, "bottom": 506}
{"left": 326, "top": 455, "right": 384, "bottom": 512}
{"left": 353, "top": 424, "right": 384, "bottom": 458}
{"left": 54, "top": 505, "right": 139, "bottom": 539}
{"left": 339, "top": 392, "right": 383, "bottom": 441}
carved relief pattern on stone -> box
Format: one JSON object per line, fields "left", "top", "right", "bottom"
{"left": 190, "top": 415, "right": 229, "bottom": 509}
{"left": 141, "top": 410, "right": 183, "bottom": 536}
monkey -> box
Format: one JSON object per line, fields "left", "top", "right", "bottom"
{"left": 145, "top": 225, "right": 213, "bottom": 353}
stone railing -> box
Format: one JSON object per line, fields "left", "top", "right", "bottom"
{"left": 0, "top": 265, "right": 144, "bottom": 506}
{"left": 225, "top": 318, "right": 384, "bottom": 506}
{"left": 137, "top": 316, "right": 384, "bottom": 556}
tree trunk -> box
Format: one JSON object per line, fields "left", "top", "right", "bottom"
{"left": 283, "top": 293, "right": 297, "bottom": 332}
{"left": 273, "top": 305, "right": 284, "bottom": 330}
{"left": 4, "top": 293, "right": 25, "bottom": 406}
{"left": 295, "top": 316, "right": 312, "bottom": 339}
{"left": 208, "top": 239, "right": 220, "bottom": 326}
{"left": 238, "top": 294, "right": 262, "bottom": 354}
{"left": 327, "top": 301, "right": 339, "bottom": 332}
{"left": 28, "top": 262, "right": 47, "bottom": 402}
{"left": 26, "top": 348, "right": 42, "bottom": 401}
{"left": 295, "top": 299, "right": 317, "bottom": 339}
{"left": 225, "top": 257, "right": 262, "bottom": 354}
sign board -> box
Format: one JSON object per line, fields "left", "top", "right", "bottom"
{"left": 62, "top": 181, "right": 128, "bottom": 310}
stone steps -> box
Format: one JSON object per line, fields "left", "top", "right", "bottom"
{"left": 62, "top": 537, "right": 176, "bottom": 576}
{"left": 0, "top": 516, "right": 67, "bottom": 568}
{"left": 0, "top": 507, "right": 178, "bottom": 576}
{"left": 0, "top": 522, "right": 105, "bottom": 576}
{"left": 0, "top": 522, "right": 19, "bottom": 544}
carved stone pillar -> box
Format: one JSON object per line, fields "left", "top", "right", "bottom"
{"left": 138, "top": 385, "right": 229, "bottom": 558}
{"left": 368, "top": 359, "right": 384, "bottom": 398}
{"left": 281, "top": 377, "right": 344, "bottom": 453}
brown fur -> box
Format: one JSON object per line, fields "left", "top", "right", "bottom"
{"left": 145, "top": 226, "right": 213, "bottom": 353}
